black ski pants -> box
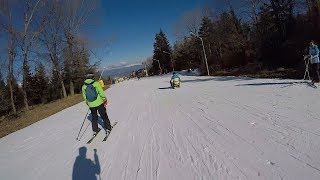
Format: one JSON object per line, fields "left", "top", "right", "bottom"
{"left": 311, "top": 63, "right": 320, "bottom": 82}
{"left": 89, "top": 104, "right": 112, "bottom": 132}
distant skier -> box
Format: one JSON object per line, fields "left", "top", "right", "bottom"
{"left": 309, "top": 40, "right": 320, "bottom": 83}
{"left": 82, "top": 73, "right": 112, "bottom": 137}
{"left": 170, "top": 72, "right": 181, "bottom": 88}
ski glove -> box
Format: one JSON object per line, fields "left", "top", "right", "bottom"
{"left": 103, "top": 99, "right": 108, "bottom": 105}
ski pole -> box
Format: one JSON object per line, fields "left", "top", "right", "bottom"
{"left": 76, "top": 68, "right": 106, "bottom": 141}
{"left": 76, "top": 110, "right": 90, "bottom": 141}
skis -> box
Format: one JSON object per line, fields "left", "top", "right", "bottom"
{"left": 87, "top": 129, "right": 101, "bottom": 144}
{"left": 86, "top": 136, "right": 97, "bottom": 144}
{"left": 102, "top": 122, "right": 118, "bottom": 142}
{"left": 295, "top": 81, "right": 318, "bottom": 88}
{"left": 86, "top": 122, "right": 118, "bottom": 144}
{"left": 102, "top": 134, "right": 109, "bottom": 142}
{"left": 307, "top": 81, "right": 317, "bottom": 88}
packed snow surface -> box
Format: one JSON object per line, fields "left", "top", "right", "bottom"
{"left": 1, "top": 74, "right": 320, "bottom": 180}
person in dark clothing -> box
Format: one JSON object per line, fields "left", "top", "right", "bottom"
{"left": 309, "top": 40, "right": 320, "bottom": 83}
{"left": 82, "top": 73, "right": 112, "bottom": 136}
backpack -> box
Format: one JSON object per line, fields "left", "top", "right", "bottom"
{"left": 85, "top": 82, "right": 98, "bottom": 102}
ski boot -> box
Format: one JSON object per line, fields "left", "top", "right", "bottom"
{"left": 93, "top": 128, "right": 101, "bottom": 137}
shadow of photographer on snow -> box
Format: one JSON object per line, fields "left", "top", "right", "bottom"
{"left": 72, "top": 147, "right": 101, "bottom": 180}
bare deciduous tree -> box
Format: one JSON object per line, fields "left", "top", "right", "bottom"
{"left": 0, "top": 0, "right": 18, "bottom": 114}
{"left": 60, "top": 0, "right": 99, "bottom": 96}
{"left": 243, "top": 0, "right": 265, "bottom": 25}
{"left": 40, "top": 0, "right": 67, "bottom": 98}
{"left": 306, "top": 0, "right": 320, "bottom": 29}
{"left": 19, "top": 0, "right": 47, "bottom": 110}
{"left": 173, "top": 7, "right": 210, "bottom": 39}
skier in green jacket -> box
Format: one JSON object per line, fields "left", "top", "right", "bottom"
{"left": 170, "top": 72, "right": 181, "bottom": 88}
{"left": 82, "top": 73, "right": 112, "bottom": 136}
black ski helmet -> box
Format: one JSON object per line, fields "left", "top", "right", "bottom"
{"left": 86, "top": 71, "right": 95, "bottom": 79}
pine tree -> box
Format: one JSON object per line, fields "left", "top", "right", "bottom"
{"left": 0, "top": 72, "right": 10, "bottom": 116}
{"left": 199, "top": 16, "right": 213, "bottom": 56}
{"left": 172, "top": 37, "right": 202, "bottom": 71}
{"left": 213, "top": 11, "right": 248, "bottom": 67}
{"left": 308, "top": 0, "right": 320, "bottom": 30}
{"left": 33, "top": 63, "right": 49, "bottom": 104}
{"left": 268, "top": 0, "right": 294, "bottom": 41}
{"left": 62, "top": 45, "right": 73, "bottom": 96}
{"left": 12, "top": 77, "right": 24, "bottom": 111}
{"left": 62, "top": 38, "right": 93, "bottom": 95}
{"left": 198, "top": 16, "right": 214, "bottom": 71}
{"left": 73, "top": 44, "right": 91, "bottom": 93}
{"left": 0, "top": 72, "right": 6, "bottom": 93}
{"left": 49, "top": 68, "right": 62, "bottom": 101}
{"left": 23, "top": 63, "right": 33, "bottom": 106}
{"left": 152, "top": 30, "right": 172, "bottom": 74}
{"left": 258, "top": 0, "right": 295, "bottom": 67}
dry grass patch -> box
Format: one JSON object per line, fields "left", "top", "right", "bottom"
{"left": 0, "top": 94, "right": 85, "bottom": 138}
{"left": 0, "top": 85, "right": 111, "bottom": 138}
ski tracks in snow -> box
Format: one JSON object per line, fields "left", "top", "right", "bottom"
{"left": 55, "top": 77, "right": 320, "bottom": 180}
{"left": 1, "top": 76, "right": 320, "bottom": 180}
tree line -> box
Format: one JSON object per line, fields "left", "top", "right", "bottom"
{"left": 0, "top": 0, "right": 101, "bottom": 117}
{"left": 150, "top": 0, "right": 320, "bottom": 76}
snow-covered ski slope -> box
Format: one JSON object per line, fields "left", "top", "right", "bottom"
{"left": 1, "top": 74, "right": 320, "bottom": 180}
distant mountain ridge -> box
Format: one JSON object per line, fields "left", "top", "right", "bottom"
{"left": 101, "top": 64, "right": 144, "bottom": 78}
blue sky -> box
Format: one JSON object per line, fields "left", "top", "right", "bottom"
{"left": 87, "top": 0, "right": 224, "bottom": 68}
{"left": 0, "top": 0, "right": 245, "bottom": 73}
